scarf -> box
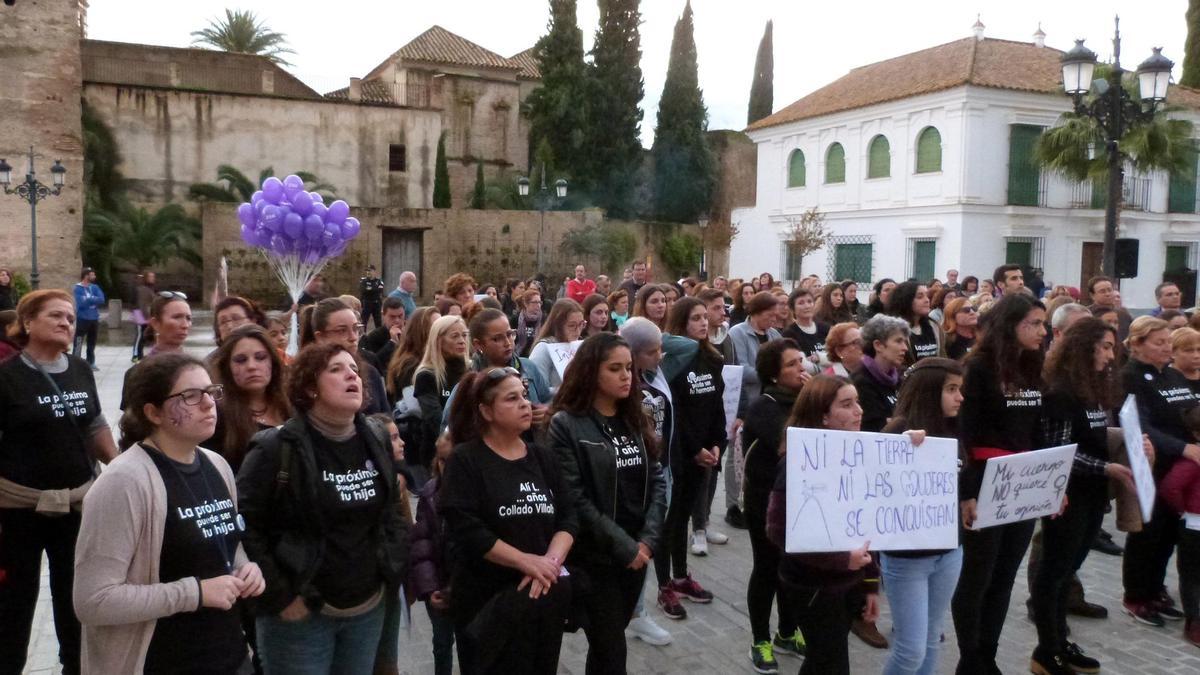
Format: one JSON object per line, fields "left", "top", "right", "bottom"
{"left": 515, "top": 310, "right": 542, "bottom": 355}
{"left": 861, "top": 354, "right": 900, "bottom": 388}
{"left": 307, "top": 409, "right": 356, "bottom": 441}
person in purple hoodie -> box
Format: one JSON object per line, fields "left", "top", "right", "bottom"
{"left": 408, "top": 431, "right": 460, "bottom": 675}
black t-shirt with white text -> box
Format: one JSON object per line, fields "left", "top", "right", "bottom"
{"left": 782, "top": 322, "right": 829, "bottom": 360}
{"left": 601, "top": 415, "right": 648, "bottom": 537}
{"left": 908, "top": 319, "right": 940, "bottom": 363}
{"left": 143, "top": 448, "right": 245, "bottom": 675}
{"left": 313, "top": 433, "right": 386, "bottom": 608}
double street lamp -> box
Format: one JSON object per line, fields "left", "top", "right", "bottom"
{"left": 517, "top": 165, "right": 568, "bottom": 272}
{"left": 0, "top": 147, "right": 67, "bottom": 290}
{"left": 1059, "top": 17, "right": 1173, "bottom": 278}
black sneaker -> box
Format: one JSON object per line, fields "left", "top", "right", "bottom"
{"left": 657, "top": 587, "right": 687, "bottom": 620}
{"left": 1123, "top": 599, "right": 1166, "bottom": 627}
{"left": 771, "top": 630, "right": 806, "bottom": 657}
{"left": 724, "top": 505, "right": 747, "bottom": 529}
{"left": 1064, "top": 642, "right": 1100, "bottom": 674}
{"left": 1030, "top": 648, "right": 1073, "bottom": 675}
{"left": 1156, "top": 592, "right": 1185, "bottom": 621}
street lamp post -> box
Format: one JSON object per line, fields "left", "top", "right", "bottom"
{"left": 0, "top": 147, "right": 67, "bottom": 290}
{"left": 1059, "top": 17, "right": 1173, "bottom": 278}
{"left": 517, "top": 163, "right": 568, "bottom": 272}
{"left": 697, "top": 216, "right": 709, "bottom": 281}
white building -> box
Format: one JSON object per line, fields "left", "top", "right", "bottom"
{"left": 731, "top": 25, "right": 1200, "bottom": 309}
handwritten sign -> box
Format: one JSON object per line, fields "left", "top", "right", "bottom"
{"left": 549, "top": 340, "right": 583, "bottom": 379}
{"left": 722, "top": 365, "right": 744, "bottom": 438}
{"left": 784, "top": 428, "right": 959, "bottom": 553}
{"left": 971, "top": 444, "right": 1075, "bottom": 529}
{"left": 1118, "top": 395, "right": 1156, "bottom": 523}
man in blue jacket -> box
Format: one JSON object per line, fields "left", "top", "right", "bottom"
{"left": 73, "top": 267, "right": 105, "bottom": 370}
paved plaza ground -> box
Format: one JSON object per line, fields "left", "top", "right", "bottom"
{"left": 19, "top": 332, "right": 1200, "bottom": 674}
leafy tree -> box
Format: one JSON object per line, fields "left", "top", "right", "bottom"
{"left": 434, "top": 133, "right": 451, "bottom": 208}
{"left": 658, "top": 231, "right": 701, "bottom": 276}
{"left": 584, "top": 0, "right": 644, "bottom": 218}
{"left": 527, "top": 0, "right": 590, "bottom": 190}
{"left": 782, "top": 208, "right": 831, "bottom": 279}
{"left": 1185, "top": 0, "right": 1200, "bottom": 88}
{"left": 470, "top": 162, "right": 486, "bottom": 209}
{"left": 191, "top": 9, "right": 295, "bottom": 65}
{"left": 651, "top": 1, "right": 715, "bottom": 224}
{"left": 747, "top": 20, "right": 774, "bottom": 125}
{"left": 188, "top": 165, "right": 337, "bottom": 202}
{"left": 81, "top": 100, "right": 125, "bottom": 212}
{"left": 560, "top": 224, "right": 638, "bottom": 274}
{"left": 82, "top": 204, "right": 202, "bottom": 286}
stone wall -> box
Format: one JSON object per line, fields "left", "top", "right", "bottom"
{"left": 0, "top": 0, "right": 85, "bottom": 291}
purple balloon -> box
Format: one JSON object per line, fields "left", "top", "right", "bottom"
{"left": 260, "top": 205, "right": 282, "bottom": 232}
{"left": 327, "top": 200, "right": 350, "bottom": 225}
{"left": 311, "top": 193, "right": 325, "bottom": 205}
{"left": 261, "top": 177, "right": 284, "bottom": 204}
{"left": 251, "top": 190, "right": 264, "bottom": 204}
{"left": 283, "top": 174, "right": 304, "bottom": 195}
{"left": 311, "top": 203, "right": 328, "bottom": 221}
{"left": 283, "top": 213, "right": 304, "bottom": 239}
{"left": 254, "top": 199, "right": 268, "bottom": 216}
{"left": 291, "top": 192, "right": 313, "bottom": 217}
{"left": 277, "top": 203, "right": 292, "bottom": 220}
{"left": 270, "top": 234, "right": 293, "bottom": 256}
{"left": 303, "top": 214, "right": 325, "bottom": 240}
{"left": 237, "top": 203, "right": 256, "bottom": 228}
{"left": 303, "top": 249, "right": 323, "bottom": 265}
{"left": 327, "top": 241, "right": 347, "bottom": 258}
{"left": 321, "top": 228, "right": 341, "bottom": 250}
{"left": 341, "top": 217, "right": 361, "bottom": 240}
{"left": 253, "top": 227, "right": 272, "bottom": 247}
{"left": 240, "top": 224, "right": 256, "bottom": 246}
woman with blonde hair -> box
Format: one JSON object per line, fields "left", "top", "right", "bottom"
{"left": 1171, "top": 326, "right": 1200, "bottom": 390}
{"left": 413, "top": 315, "right": 470, "bottom": 471}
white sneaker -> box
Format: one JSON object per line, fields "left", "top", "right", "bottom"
{"left": 627, "top": 612, "right": 673, "bottom": 646}
{"left": 691, "top": 530, "right": 709, "bottom": 556}
{"left": 706, "top": 529, "right": 729, "bottom": 545}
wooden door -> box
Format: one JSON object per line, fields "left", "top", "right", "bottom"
{"left": 1080, "top": 242, "right": 1103, "bottom": 304}
{"left": 383, "top": 229, "right": 424, "bottom": 297}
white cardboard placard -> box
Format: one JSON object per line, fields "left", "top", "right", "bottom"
{"left": 1118, "top": 395, "right": 1156, "bottom": 523}
{"left": 971, "top": 444, "right": 1075, "bottom": 529}
{"left": 721, "top": 365, "right": 744, "bottom": 439}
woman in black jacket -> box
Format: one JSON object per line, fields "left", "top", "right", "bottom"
{"left": 853, "top": 314, "right": 910, "bottom": 433}
{"left": 236, "top": 343, "right": 409, "bottom": 675}
{"left": 951, "top": 294, "right": 1047, "bottom": 675}
{"left": 548, "top": 333, "right": 667, "bottom": 675}
{"left": 1120, "top": 316, "right": 1200, "bottom": 626}
{"left": 440, "top": 369, "right": 576, "bottom": 674}
{"left": 886, "top": 280, "right": 944, "bottom": 365}
{"left": 741, "top": 338, "right": 809, "bottom": 672}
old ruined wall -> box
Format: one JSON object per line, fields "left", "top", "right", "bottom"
{"left": 0, "top": 0, "right": 85, "bottom": 291}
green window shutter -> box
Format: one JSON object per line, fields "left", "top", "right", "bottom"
{"left": 1166, "top": 245, "right": 1190, "bottom": 273}
{"left": 835, "top": 243, "right": 872, "bottom": 283}
{"left": 1007, "top": 124, "right": 1043, "bottom": 206}
{"left": 913, "top": 240, "right": 935, "bottom": 281}
{"left": 1168, "top": 140, "right": 1198, "bottom": 214}
{"left": 825, "top": 143, "right": 845, "bottom": 184}
{"left": 867, "top": 136, "right": 890, "bottom": 178}
{"left": 783, "top": 243, "right": 802, "bottom": 279}
{"left": 915, "top": 127, "right": 942, "bottom": 173}
{"left": 788, "top": 150, "right": 806, "bottom": 187}
{"left": 1006, "top": 241, "right": 1033, "bottom": 266}
{"left": 1090, "top": 177, "right": 1107, "bottom": 209}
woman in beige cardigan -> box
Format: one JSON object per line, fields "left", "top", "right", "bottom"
{"left": 74, "top": 353, "right": 264, "bottom": 674}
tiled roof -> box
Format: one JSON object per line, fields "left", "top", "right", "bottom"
{"left": 1167, "top": 84, "right": 1200, "bottom": 112}
{"left": 323, "top": 80, "right": 397, "bottom": 105}
{"left": 508, "top": 47, "right": 541, "bottom": 80}
{"left": 364, "top": 25, "right": 520, "bottom": 80}
{"left": 748, "top": 37, "right": 1066, "bottom": 131}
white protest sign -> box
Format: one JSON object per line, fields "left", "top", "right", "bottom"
{"left": 1118, "top": 395, "right": 1156, "bottom": 523}
{"left": 784, "top": 428, "right": 959, "bottom": 553}
{"left": 971, "top": 444, "right": 1075, "bottom": 529}
{"left": 721, "top": 365, "right": 744, "bottom": 438}
{"left": 549, "top": 340, "right": 583, "bottom": 379}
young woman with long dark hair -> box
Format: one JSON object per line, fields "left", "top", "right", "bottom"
{"left": 549, "top": 333, "right": 667, "bottom": 675}
{"left": 867, "top": 278, "right": 896, "bottom": 319}
{"left": 582, "top": 294, "right": 613, "bottom": 337}
{"left": 815, "top": 283, "right": 853, "bottom": 325}
{"left": 206, "top": 325, "right": 290, "bottom": 472}
{"left": 952, "top": 293, "right": 1047, "bottom": 675}
{"left": 730, "top": 282, "right": 756, "bottom": 326}
{"left": 886, "top": 280, "right": 943, "bottom": 365}
{"left": 440, "top": 369, "right": 576, "bottom": 674}
{"left": 633, "top": 284, "right": 669, "bottom": 332}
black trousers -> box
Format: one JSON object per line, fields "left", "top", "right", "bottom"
{"left": 655, "top": 464, "right": 703, "bottom": 587}
{"left": 579, "top": 565, "right": 645, "bottom": 675}
{"left": 456, "top": 580, "right": 570, "bottom": 675}
{"left": 72, "top": 319, "right": 98, "bottom": 365}
{"left": 1123, "top": 494, "right": 1180, "bottom": 603}
{"left": 951, "top": 518, "right": 1035, "bottom": 674}
{"left": 1178, "top": 524, "right": 1200, "bottom": 620}
{"left": 363, "top": 301, "right": 383, "bottom": 332}
{"left": 791, "top": 585, "right": 861, "bottom": 675}
{"left": 744, "top": 483, "right": 797, "bottom": 643}
{"left": 0, "top": 508, "right": 82, "bottom": 675}
{"left": 1031, "top": 481, "right": 1106, "bottom": 652}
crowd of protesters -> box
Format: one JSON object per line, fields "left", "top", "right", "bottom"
{"left": 1, "top": 258, "right": 1199, "bottom": 675}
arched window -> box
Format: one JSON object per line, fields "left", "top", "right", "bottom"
{"left": 787, "top": 149, "right": 806, "bottom": 187}
{"left": 867, "top": 135, "right": 890, "bottom": 178}
{"left": 825, "top": 143, "right": 846, "bottom": 184}
{"left": 915, "top": 127, "right": 942, "bottom": 173}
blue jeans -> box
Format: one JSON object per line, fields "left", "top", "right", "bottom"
{"left": 881, "top": 548, "right": 963, "bottom": 675}
{"left": 256, "top": 602, "right": 385, "bottom": 675}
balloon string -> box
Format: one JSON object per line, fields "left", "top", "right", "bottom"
{"left": 260, "top": 250, "right": 330, "bottom": 356}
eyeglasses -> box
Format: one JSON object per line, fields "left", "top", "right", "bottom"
{"left": 487, "top": 366, "right": 521, "bottom": 380}
{"left": 957, "top": 306, "right": 978, "bottom": 314}
{"left": 326, "top": 323, "right": 365, "bottom": 338}
{"left": 564, "top": 321, "right": 585, "bottom": 332}
{"left": 163, "top": 384, "right": 224, "bottom": 406}
{"left": 487, "top": 329, "right": 518, "bottom": 344}
{"left": 218, "top": 314, "right": 250, "bottom": 328}
{"left": 158, "top": 291, "right": 188, "bottom": 301}
{"left": 840, "top": 339, "right": 864, "bottom": 349}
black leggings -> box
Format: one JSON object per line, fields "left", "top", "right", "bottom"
{"left": 951, "top": 518, "right": 1035, "bottom": 674}
{"left": 744, "top": 484, "right": 797, "bottom": 643}
{"left": 791, "top": 585, "right": 860, "bottom": 675}
{"left": 655, "top": 465, "right": 703, "bottom": 587}
{"left": 580, "top": 565, "right": 645, "bottom": 675}
{"left": 1123, "top": 493, "right": 1180, "bottom": 603}
{"left": 455, "top": 581, "right": 570, "bottom": 675}
{"left": 1032, "top": 481, "right": 1106, "bottom": 652}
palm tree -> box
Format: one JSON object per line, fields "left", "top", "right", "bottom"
{"left": 188, "top": 165, "right": 338, "bottom": 202}
{"left": 81, "top": 100, "right": 125, "bottom": 212}
{"left": 83, "top": 204, "right": 203, "bottom": 284}
{"left": 191, "top": 9, "right": 295, "bottom": 66}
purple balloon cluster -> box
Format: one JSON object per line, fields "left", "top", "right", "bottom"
{"left": 237, "top": 175, "right": 360, "bottom": 264}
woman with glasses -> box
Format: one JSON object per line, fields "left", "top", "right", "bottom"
{"left": 75, "top": 353, "right": 264, "bottom": 674}
{"left": 515, "top": 289, "right": 546, "bottom": 358}
{"left": 311, "top": 297, "right": 388, "bottom": 415}
{"left": 236, "top": 343, "right": 409, "bottom": 675}
{"left": 941, "top": 298, "right": 978, "bottom": 361}
{"left": 0, "top": 290, "right": 119, "bottom": 675}
{"left": 528, "top": 299, "right": 586, "bottom": 395}
{"left": 439, "top": 368, "right": 577, "bottom": 674}
{"left": 549, "top": 333, "right": 667, "bottom": 675}
{"left": 823, "top": 322, "right": 864, "bottom": 378}
{"left": 414, "top": 316, "right": 470, "bottom": 470}
{"left": 212, "top": 296, "right": 267, "bottom": 348}
{"left": 469, "top": 308, "right": 552, "bottom": 409}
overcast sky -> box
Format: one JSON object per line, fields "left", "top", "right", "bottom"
{"left": 88, "top": 0, "right": 1187, "bottom": 146}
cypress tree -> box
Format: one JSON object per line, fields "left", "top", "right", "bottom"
{"left": 470, "top": 162, "right": 486, "bottom": 208}
{"left": 747, "top": 20, "right": 773, "bottom": 125}
{"left": 651, "top": 1, "right": 715, "bottom": 224}
{"left": 433, "top": 132, "right": 451, "bottom": 208}
{"left": 527, "top": 0, "right": 589, "bottom": 189}
{"left": 1184, "top": 0, "right": 1200, "bottom": 88}
{"left": 585, "top": 0, "right": 644, "bottom": 219}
